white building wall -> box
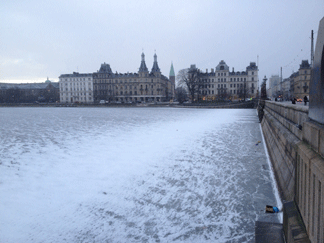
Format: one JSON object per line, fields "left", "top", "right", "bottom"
{"left": 59, "top": 73, "right": 93, "bottom": 103}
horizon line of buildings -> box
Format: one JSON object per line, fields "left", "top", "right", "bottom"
{"left": 0, "top": 54, "right": 260, "bottom": 103}
{"left": 267, "top": 59, "right": 311, "bottom": 100}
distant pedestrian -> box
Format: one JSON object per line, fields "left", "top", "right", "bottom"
{"left": 304, "top": 96, "right": 308, "bottom": 106}
{"left": 292, "top": 98, "right": 296, "bottom": 104}
{"left": 275, "top": 98, "right": 277, "bottom": 101}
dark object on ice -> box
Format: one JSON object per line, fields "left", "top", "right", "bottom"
{"left": 266, "top": 205, "right": 279, "bottom": 213}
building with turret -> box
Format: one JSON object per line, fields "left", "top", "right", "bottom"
{"left": 93, "top": 52, "right": 174, "bottom": 103}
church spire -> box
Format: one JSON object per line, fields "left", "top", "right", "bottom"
{"left": 169, "top": 62, "right": 175, "bottom": 77}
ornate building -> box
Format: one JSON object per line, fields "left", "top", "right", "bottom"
{"left": 93, "top": 52, "right": 175, "bottom": 103}
{"left": 193, "top": 60, "right": 259, "bottom": 100}
{"left": 59, "top": 72, "right": 93, "bottom": 103}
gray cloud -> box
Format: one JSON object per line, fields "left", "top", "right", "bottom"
{"left": 0, "top": 0, "right": 323, "bottom": 83}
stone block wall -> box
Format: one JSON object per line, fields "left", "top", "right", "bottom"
{"left": 261, "top": 101, "right": 324, "bottom": 242}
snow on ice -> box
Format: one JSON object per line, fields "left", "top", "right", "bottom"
{"left": 0, "top": 107, "right": 281, "bottom": 242}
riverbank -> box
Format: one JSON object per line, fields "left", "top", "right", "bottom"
{"left": 0, "top": 100, "right": 257, "bottom": 109}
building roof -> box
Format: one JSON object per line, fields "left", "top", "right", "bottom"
{"left": 139, "top": 52, "right": 148, "bottom": 72}
{"left": 99, "top": 63, "right": 113, "bottom": 73}
{"left": 59, "top": 72, "right": 92, "bottom": 78}
{"left": 216, "top": 60, "right": 229, "bottom": 71}
{"left": 290, "top": 71, "right": 299, "bottom": 78}
{"left": 299, "top": 60, "right": 310, "bottom": 69}
{"left": 246, "top": 62, "right": 258, "bottom": 71}
{"left": 151, "top": 53, "right": 161, "bottom": 73}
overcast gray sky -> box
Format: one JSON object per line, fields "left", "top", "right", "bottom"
{"left": 1, "top": 0, "right": 323, "bottom": 85}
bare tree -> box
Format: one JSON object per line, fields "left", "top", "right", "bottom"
{"left": 238, "top": 82, "right": 250, "bottom": 100}
{"left": 175, "top": 86, "right": 188, "bottom": 104}
{"left": 176, "top": 67, "right": 200, "bottom": 102}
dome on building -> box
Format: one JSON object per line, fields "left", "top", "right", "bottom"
{"left": 45, "top": 77, "right": 51, "bottom": 83}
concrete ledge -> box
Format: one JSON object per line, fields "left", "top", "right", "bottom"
{"left": 255, "top": 221, "right": 284, "bottom": 243}
{"left": 283, "top": 201, "right": 310, "bottom": 243}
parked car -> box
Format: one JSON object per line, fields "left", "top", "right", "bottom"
{"left": 99, "top": 100, "right": 105, "bottom": 104}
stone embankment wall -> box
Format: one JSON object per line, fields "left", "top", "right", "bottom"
{"left": 260, "top": 101, "right": 324, "bottom": 243}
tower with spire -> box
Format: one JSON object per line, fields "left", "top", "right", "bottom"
{"left": 169, "top": 62, "right": 175, "bottom": 82}
{"left": 138, "top": 52, "right": 149, "bottom": 78}
{"left": 151, "top": 52, "right": 161, "bottom": 77}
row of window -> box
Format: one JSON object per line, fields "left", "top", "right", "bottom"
{"left": 62, "top": 92, "right": 93, "bottom": 96}
{"left": 93, "top": 78, "right": 160, "bottom": 84}
{"left": 199, "top": 83, "right": 255, "bottom": 89}
{"left": 95, "top": 90, "right": 164, "bottom": 96}
{"left": 213, "top": 71, "right": 255, "bottom": 76}
{"left": 200, "top": 77, "right": 256, "bottom": 82}
{"left": 63, "top": 97, "right": 93, "bottom": 101}
{"left": 199, "top": 89, "right": 255, "bottom": 95}
{"left": 60, "top": 82, "right": 92, "bottom": 87}
{"left": 62, "top": 78, "right": 92, "bottom": 81}
{"left": 61, "top": 88, "right": 92, "bottom": 91}
{"left": 94, "top": 84, "right": 161, "bottom": 90}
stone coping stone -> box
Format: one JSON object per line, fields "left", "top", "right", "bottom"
{"left": 255, "top": 221, "right": 284, "bottom": 243}
{"left": 266, "top": 101, "right": 309, "bottom": 113}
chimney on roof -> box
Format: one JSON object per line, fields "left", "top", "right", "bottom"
{"left": 211, "top": 68, "right": 214, "bottom": 73}
{"left": 206, "top": 69, "right": 208, "bottom": 73}
{"left": 232, "top": 68, "right": 234, "bottom": 72}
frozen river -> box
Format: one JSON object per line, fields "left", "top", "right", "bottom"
{"left": 0, "top": 107, "right": 281, "bottom": 242}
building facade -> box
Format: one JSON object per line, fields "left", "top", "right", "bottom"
{"left": 193, "top": 60, "right": 259, "bottom": 100}
{"left": 0, "top": 78, "right": 59, "bottom": 103}
{"left": 269, "top": 60, "right": 311, "bottom": 100}
{"left": 93, "top": 53, "right": 175, "bottom": 103}
{"left": 267, "top": 75, "right": 280, "bottom": 98}
{"left": 281, "top": 77, "right": 291, "bottom": 100}
{"left": 293, "top": 60, "right": 311, "bottom": 99}
{"left": 59, "top": 72, "right": 93, "bottom": 103}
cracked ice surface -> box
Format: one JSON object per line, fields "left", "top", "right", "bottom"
{"left": 0, "top": 107, "right": 280, "bottom": 242}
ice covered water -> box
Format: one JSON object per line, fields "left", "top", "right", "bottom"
{"left": 0, "top": 107, "right": 280, "bottom": 242}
